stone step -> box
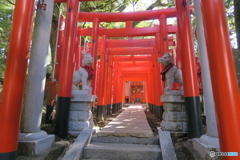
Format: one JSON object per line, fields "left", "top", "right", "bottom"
{"left": 82, "top": 159, "right": 109, "bottom": 160}
{"left": 83, "top": 143, "right": 162, "bottom": 160}
{"left": 91, "top": 135, "right": 159, "bottom": 145}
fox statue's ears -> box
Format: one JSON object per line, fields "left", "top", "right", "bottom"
{"left": 165, "top": 52, "right": 172, "bottom": 57}
{"left": 81, "top": 50, "right": 92, "bottom": 56}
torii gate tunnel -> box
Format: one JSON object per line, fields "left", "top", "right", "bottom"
{"left": 0, "top": 0, "right": 240, "bottom": 160}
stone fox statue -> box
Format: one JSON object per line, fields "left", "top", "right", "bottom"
{"left": 72, "top": 52, "right": 94, "bottom": 90}
{"left": 158, "top": 52, "right": 183, "bottom": 91}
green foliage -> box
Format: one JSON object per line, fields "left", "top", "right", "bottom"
{"left": 0, "top": 0, "right": 13, "bottom": 57}
{"left": 0, "top": 0, "right": 14, "bottom": 77}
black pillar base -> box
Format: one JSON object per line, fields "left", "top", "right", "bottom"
{"left": 153, "top": 105, "right": 157, "bottom": 117}
{"left": 0, "top": 151, "right": 16, "bottom": 160}
{"left": 112, "top": 103, "right": 117, "bottom": 114}
{"left": 116, "top": 103, "right": 120, "bottom": 112}
{"left": 185, "top": 96, "right": 203, "bottom": 138}
{"left": 55, "top": 97, "right": 71, "bottom": 139}
{"left": 107, "top": 104, "right": 112, "bottom": 115}
{"left": 45, "top": 105, "right": 54, "bottom": 124}
{"left": 120, "top": 102, "right": 123, "bottom": 110}
{"left": 156, "top": 106, "right": 163, "bottom": 120}
{"left": 149, "top": 103, "right": 152, "bottom": 113}
{"left": 97, "top": 105, "right": 106, "bottom": 121}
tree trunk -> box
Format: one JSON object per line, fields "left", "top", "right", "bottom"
{"left": 49, "top": 4, "right": 60, "bottom": 73}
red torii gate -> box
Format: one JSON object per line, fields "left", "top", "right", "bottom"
{"left": 0, "top": 0, "right": 97, "bottom": 158}
{"left": 76, "top": 7, "right": 203, "bottom": 137}
{"left": 1, "top": 1, "right": 239, "bottom": 159}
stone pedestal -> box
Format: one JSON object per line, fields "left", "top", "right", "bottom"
{"left": 193, "top": 135, "right": 220, "bottom": 160}
{"left": 69, "top": 90, "right": 95, "bottom": 136}
{"left": 18, "top": 0, "right": 55, "bottom": 156}
{"left": 18, "top": 131, "right": 55, "bottom": 156}
{"left": 160, "top": 91, "right": 187, "bottom": 132}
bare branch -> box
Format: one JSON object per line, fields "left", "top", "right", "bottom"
{"left": 6, "top": 0, "right": 15, "bottom": 5}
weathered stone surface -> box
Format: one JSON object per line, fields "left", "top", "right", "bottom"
{"left": 83, "top": 143, "right": 161, "bottom": 160}
{"left": 19, "top": 131, "right": 48, "bottom": 141}
{"left": 68, "top": 121, "right": 94, "bottom": 131}
{"left": 97, "top": 129, "right": 153, "bottom": 138}
{"left": 162, "top": 111, "right": 186, "bottom": 122}
{"left": 163, "top": 103, "right": 185, "bottom": 111}
{"left": 91, "top": 136, "right": 159, "bottom": 145}
{"left": 69, "top": 111, "right": 92, "bottom": 121}
{"left": 161, "top": 94, "right": 184, "bottom": 102}
{"left": 96, "top": 106, "right": 154, "bottom": 138}
{"left": 193, "top": 137, "right": 220, "bottom": 160}
{"left": 62, "top": 130, "right": 94, "bottom": 160}
{"left": 158, "top": 128, "right": 177, "bottom": 160}
{"left": 69, "top": 93, "right": 94, "bottom": 134}
{"left": 18, "top": 135, "right": 55, "bottom": 156}
{"left": 71, "top": 90, "right": 95, "bottom": 102}
{"left": 160, "top": 120, "right": 187, "bottom": 132}
{"left": 164, "top": 90, "right": 184, "bottom": 95}
{"left": 17, "top": 141, "right": 70, "bottom": 160}
{"left": 160, "top": 91, "right": 187, "bottom": 132}
{"left": 70, "top": 102, "right": 91, "bottom": 111}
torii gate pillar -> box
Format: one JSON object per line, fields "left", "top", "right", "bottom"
{"left": 55, "top": 0, "right": 80, "bottom": 138}
{"left": 0, "top": 0, "right": 35, "bottom": 159}
{"left": 175, "top": 0, "right": 203, "bottom": 138}
{"left": 202, "top": 0, "right": 240, "bottom": 155}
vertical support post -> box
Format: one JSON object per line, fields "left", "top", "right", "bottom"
{"left": 201, "top": 0, "right": 240, "bottom": 154}
{"left": 112, "top": 60, "right": 118, "bottom": 113}
{"left": 21, "top": 0, "right": 54, "bottom": 132}
{"left": 74, "top": 28, "right": 81, "bottom": 71}
{"left": 106, "top": 55, "right": 114, "bottom": 115}
{"left": 19, "top": 1, "right": 55, "bottom": 156}
{"left": 91, "top": 17, "right": 100, "bottom": 96}
{"left": 96, "top": 35, "right": 107, "bottom": 121}
{"left": 148, "top": 60, "right": 154, "bottom": 113}
{"left": 55, "top": 0, "right": 79, "bottom": 138}
{"left": 152, "top": 48, "right": 159, "bottom": 117}
{"left": 175, "top": 33, "right": 182, "bottom": 69}
{"left": 0, "top": 0, "right": 35, "bottom": 159}
{"left": 116, "top": 63, "right": 122, "bottom": 111}
{"left": 175, "top": 0, "right": 203, "bottom": 138}
{"left": 159, "top": 14, "right": 168, "bottom": 54}
{"left": 54, "top": 16, "right": 65, "bottom": 81}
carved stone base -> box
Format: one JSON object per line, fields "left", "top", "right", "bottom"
{"left": 160, "top": 91, "right": 187, "bottom": 132}
{"left": 193, "top": 135, "right": 220, "bottom": 160}
{"left": 69, "top": 90, "right": 95, "bottom": 136}
{"left": 18, "top": 131, "right": 55, "bottom": 156}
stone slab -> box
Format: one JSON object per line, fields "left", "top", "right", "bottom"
{"left": 103, "top": 123, "right": 151, "bottom": 130}
{"left": 62, "top": 129, "right": 94, "bottom": 160}
{"left": 83, "top": 143, "right": 161, "bottom": 160}
{"left": 193, "top": 138, "right": 220, "bottom": 160}
{"left": 18, "top": 135, "right": 55, "bottom": 156}
{"left": 97, "top": 129, "right": 153, "bottom": 138}
{"left": 184, "top": 140, "right": 205, "bottom": 160}
{"left": 96, "top": 106, "right": 153, "bottom": 138}
{"left": 91, "top": 135, "right": 159, "bottom": 145}
{"left": 82, "top": 159, "right": 109, "bottom": 160}
{"left": 158, "top": 128, "right": 177, "bottom": 160}
{"left": 17, "top": 141, "right": 70, "bottom": 160}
